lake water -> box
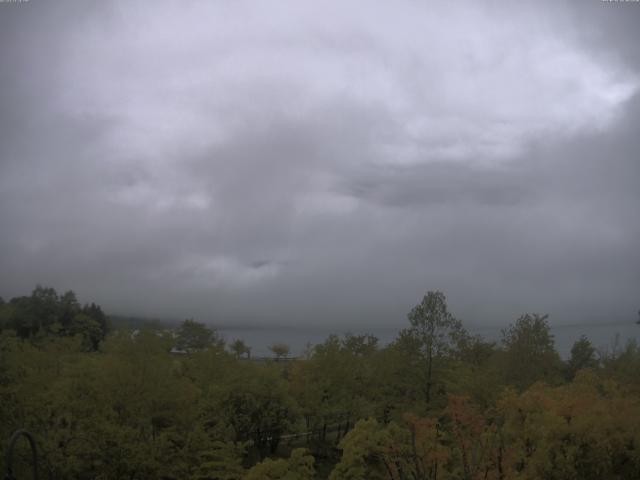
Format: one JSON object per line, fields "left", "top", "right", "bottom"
{"left": 218, "top": 322, "right": 640, "bottom": 359}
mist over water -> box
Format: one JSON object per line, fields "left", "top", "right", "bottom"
{"left": 218, "top": 322, "right": 640, "bottom": 358}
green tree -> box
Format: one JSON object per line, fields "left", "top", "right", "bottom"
{"left": 342, "top": 333, "right": 378, "bottom": 357}
{"left": 0, "top": 287, "right": 108, "bottom": 346}
{"left": 230, "top": 338, "right": 251, "bottom": 359}
{"left": 175, "top": 319, "right": 221, "bottom": 352}
{"left": 69, "top": 313, "right": 103, "bottom": 351}
{"left": 330, "top": 415, "right": 449, "bottom": 480}
{"left": 8, "top": 286, "right": 60, "bottom": 338}
{"left": 289, "top": 333, "right": 379, "bottom": 453}
{"left": 329, "top": 418, "right": 390, "bottom": 480}
{"left": 600, "top": 339, "right": 640, "bottom": 389}
{"left": 501, "top": 313, "right": 563, "bottom": 389}
{"left": 567, "top": 335, "right": 598, "bottom": 380}
{"left": 82, "top": 301, "right": 109, "bottom": 340}
{"left": 218, "top": 365, "right": 296, "bottom": 458}
{"left": 0, "top": 302, "right": 14, "bottom": 332}
{"left": 245, "top": 448, "right": 315, "bottom": 480}
{"left": 30, "top": 285, "right": 60, "bottom": 328}
{"left": 193, "top": 440, "right": 247, "bottom": 480}
{"left": 403, "top": 290, "right": 466, "bottom": 405}
{"left": 58, "top": 290, "right": 80, "bottom": 331}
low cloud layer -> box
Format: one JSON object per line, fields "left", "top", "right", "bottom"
{"left": 1, "top": 0, "right": 639, "bottom": 327}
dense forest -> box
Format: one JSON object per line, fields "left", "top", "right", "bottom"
{"left": 1, "top": 287, "right": 640, "bottom": 479}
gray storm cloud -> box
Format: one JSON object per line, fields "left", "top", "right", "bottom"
{"left": 0, "top": 0, "right": 639, "bottom": 327}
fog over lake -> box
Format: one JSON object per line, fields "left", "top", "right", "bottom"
{"left": 217, "top": 323, "right": 640, "bottom": 359}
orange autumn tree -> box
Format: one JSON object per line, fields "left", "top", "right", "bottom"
{"left": 498, "top": 371, "right": 640, "bottom": 480}
{"left": 400, "top": 413, "right": 449, "bottom": 480}
{"left": 445, "top": 396, "right": 503, "bottom": 480}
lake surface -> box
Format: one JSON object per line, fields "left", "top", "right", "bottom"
{"left": 218, "top": 322, "right": 640, "bottom": 359}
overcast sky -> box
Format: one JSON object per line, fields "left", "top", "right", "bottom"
{"left": 1, "top": 0, "right": 639, "bottom": 328}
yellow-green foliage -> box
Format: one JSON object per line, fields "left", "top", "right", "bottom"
{"left": 245, "top": 448, "right": 315, "bottom": 480}
{"left": 2, "top": 288, "right": 640, "bottom": 479}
